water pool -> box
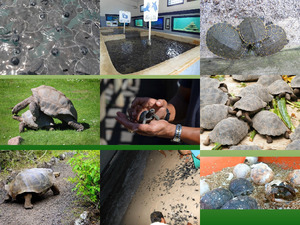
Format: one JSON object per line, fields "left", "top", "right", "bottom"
{"left": 0, "top": 0, "right": 100, "bottom": 75}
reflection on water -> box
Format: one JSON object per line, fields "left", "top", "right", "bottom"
{"left": 105, "top": 35, "right": 196, "bottom": 74}
{"left": 0, "top": 0, "right": 100, "bottom": 75}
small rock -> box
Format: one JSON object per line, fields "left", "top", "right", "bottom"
{"left": 74, "top": 211, "right": 89, "bottom": 225}
{"left": 37, "top": 162, "right": 52, "bottom": 168}
{"left": 8, "top": 136, "right": 24, "bottom": 145}
{"left": 50, "top": 157, "right": 59, "bottom": 165}
{"left": 59, "top": 154, "right": 66, "bottom": 160}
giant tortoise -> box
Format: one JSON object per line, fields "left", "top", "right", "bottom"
{"left": 12, "top": 85, "right": 84, "bottom": 131}
{"left": 4, "top": 168, "right": 60, "bottom": 209}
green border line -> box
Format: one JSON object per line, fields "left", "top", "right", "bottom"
{"left": 0, "top": 145, "right": 199, "bottom": 150}
{"left": 200, "top": 150, "right": 300, "bottom": 157}
{"left": 0, "top": 75, "right": 199, "bottom": 79}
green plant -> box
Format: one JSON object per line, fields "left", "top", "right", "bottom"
{"left": 68, "top": 150, "right": 100, "bottom": 208}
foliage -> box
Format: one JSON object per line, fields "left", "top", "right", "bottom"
{"left": 0, "top": 79, "right": 100, "bottom": 145}
{"left": 68, "top": 150, "right": 100, "bottom": 209}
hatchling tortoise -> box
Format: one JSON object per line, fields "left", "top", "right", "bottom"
{"left": 200, "top": 87, "right": 229, "bottom": 110}
{"left": 232, "top": 75, "right": 261, "bottom": 81}
{"left": 290, "top": 75, "right": 300, "bottom": 96}
{"left": 4, "top": 168, "right": 60, "bottom": 209}
{"left": 257, "top": 75, "right": 283, "bottom": 87}
{"left": 12, "top": 110, "right": 55, "bottom": 133}
{"left": 265, "top": 180, "right": 296, "bottom": 202}
{"left": 200, "top": 188, "right": 233, "bottom": 209}
{"left": 200, "top": 77, "right": 228, "bottom": 92}
{"left": 203, "top": 117, "right": 249, "bottom": 146}
{"left": 285, "top": 140, "right": 300, "bottom": 150}
{"left": 252, "top": 111, "right": 289, "bottom": 143}
{"left": 290, "top": 126, "right": 300, "bottom": 141}
{"left": 12, "top": 85, "right": 84, "bottom": 131}
{"left": 229, "top": 178, "right": 254, "bottom": 197}
{"left": 268, "top": 80, "right": 296, "bottom": 100}
{"left": 238, "top": 17, "right": 267, "bottom": 46}
{"left": 206, "top": 22, "right": 246, "bottom": 59}
{"left": 200, "top": 104, "right": 235, "bottom": 133}
{"left": 233, "top": 94, "right": 267, "bottom": 125}
{"left": 221, "top": 196, "right": 259, "bottom": 209}
{"left": 232, "top": 83, "right": 273, "bottom": 105}
{"left": 255, "top": 24, "right": 288, "bottom": 56}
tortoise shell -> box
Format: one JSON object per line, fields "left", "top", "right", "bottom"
{"left": 21, "top": 110, "right": 54, "bottom": 129}
{"left": 209, "top": 117, "right": 249, "bottom": 145}
{"left": 252, "top": 111, "right": 287, "bottom": 136}
{"left": 200, "top": 77, "right": 222, "bottom": 89}
{"left": 268, "top": 80, "right": 293, "bottom": 96}
{"left": 200, "top": 104, "right": 229, "bottom": 130}
{"left": 255, "top": 25, "right": 288, "bottom": 56}
{"left": 7, "top": 168, "right": 55, "bottom": 200}
{"left": 234, "top": 94, "right": 267, "bottom": 113}
{"left": 238, "top": 17, "right": 267, "bottom": 44}
{"left": 286, "top": 140, "right": 300, "bottom": 150}
{"left": 237, "top": 84, "right": 273, "bottom": 103}
{"left": 229, "top": 178, "right": 254, "bottom": 197}
{"left": 221, "top": 196, "right": 259, "bottom": 209}
{"left": 229, "top": 145, "right": 262, "bottom": 150}
{"left": 200, "top": 188, "right": 233, "bottom": 209}
{"left": 232, "top": 75, "right": 261, "bottom": 81}
{"left": 200, "top": 88, "right": 228, "bottom": 110}
{"left": 290, "top": 126, "right": 300, "bottom": 141}
{"left": 206, "top": 22, "right": 245, "bottom": 59}
{"left": 31, "top": 85, "right": 78, "bottom": 120}
{"left": 257, "top": 75, "right": 282, "bottom": 87}
{"left": 291, "top": 75, "right": 300, "bottom": 88}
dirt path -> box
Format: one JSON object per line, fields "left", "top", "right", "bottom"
{"left": 0, "top": 160, "right": 91, "bottom": 225}
{"left": 200, "top": 76, "right": 300, "bottom": 150}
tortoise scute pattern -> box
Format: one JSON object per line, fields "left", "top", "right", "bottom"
{"left": 234, "top": 94, "right": 267, "bottom": 112}
{"left": 200, "top": 88, "right": 228, "bottom": 110}
{"left": 252, "top": 111, "right": 287, "bottom": 136}
{"left": 200, "top": 77, "right": 221, "bottom": 89}
{"left": 209, "top": 117, "right": 248, "bottom": 145}
{"left": 206, "top": 23, "right": 244, "bottom": 59}
{"left": 32, "top": 85, "right": 78, "bottom": 120}
{"left": 239, "top": 17, "right": 267, "bottom": 44}
{"left": 9, "top": 168, "right": 55, "bottom": 200}
{"left": 255, "top": 25, "right": 288, "bottom": 56}
{"left": 268, "top": 80, "right": 293, "bottom": 95}
{"left": 200, "top": 104, "right": 229, "bottom": 129}
{"left": 232, "top": 75, "right": 261, "bottom": 81}
{"left": 221, "top": 196, "right": 259, "bottom": 209}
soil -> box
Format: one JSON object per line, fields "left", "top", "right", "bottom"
{"left": 121, "top": 151, "right": 200, "bottom": 225}
{"left": 201, "top": 162, "right": 300, "bottom": 209}
{"left": 0, "top": 159, "right": 100, "bottom": 225}
{"left": 200, "top": 75, "right": 300, "bottom": 150}
{"left": 105, "top": 35, "right": 196, "bottom": 74}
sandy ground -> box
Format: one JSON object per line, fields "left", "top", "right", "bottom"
{"left": 200, "top": 0, "right": 300, "bottom": 58}
{"left": 121, "top": 151, "right": 200, "bottom": 225}
{"left": 201, "top": 161, "right": 300, "bottom": 209}
{"left": 0, "top": 160, "right": 99, "bottom": 225}
{"left": 200, "top": 75, "right": 300, "bottom": 150}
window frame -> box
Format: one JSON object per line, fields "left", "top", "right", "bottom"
{"left": 167, "top": 0, "right": 184, "bottom": 7}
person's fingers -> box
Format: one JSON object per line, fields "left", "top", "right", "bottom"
{"left": 155, "top": 99, "right": 165, "bottom": 107}
{"left": 131, "top": 97, "right": 151, "bottom": 107}
{"left": 115, "top": 112, "right": 139, "bottom": 131}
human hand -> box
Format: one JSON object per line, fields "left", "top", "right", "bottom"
{"left": 128, "top": 97, "right": 168, "bottom": 122}
{"left": 116, "top": 112, "right": 175, "bottom": 138}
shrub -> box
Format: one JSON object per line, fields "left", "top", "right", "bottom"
{"left": 68, "top": 150, "right": 100, "bottom": 208}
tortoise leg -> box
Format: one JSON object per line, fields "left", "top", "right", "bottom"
{"left": 284, "top": 131, "right": 290, "bottom": 139}
{"left": 200, "top": 127, "right": 204, "bottom": 134}
{"left": 219, "top": 83, "right": 228, "bottom": 93}
{"left": 243, "top": 112, "right": 253, "bottom": 126}
{"left": 285, "top": 93, "right": 291, "bottom": 101}
{"left": 19, "top": 122, "right": 26, "bottom": 133}
{"left": 68, "top": 121, "right": 84, "bottom": 132}
{"left": 4, "top": 194, "right": 12, "bottom": 202}
{"left": 294, "top": 88, "right": 300, "bottom": 96}
{"left": 12, "top": 96, "right": 33, "bottom": 115}
{"left": 266, "top": 135, "right": 273, "bottom": 144}
{"left": 228, "top": 108, "right": 237, "bottom": 115}
{"left": 291, "top": 93, "right": 298, "bottom": 101}
{"left": 24, "top": 193, "right": 33, "bottom": 209}
{"left": 51, "top": 184, "right": 60, "bottom": 195}
{"left": 236, "top": 110, "right": 243, "bottom": 118}
{"left": 29, "top": 101, "right": 39, "bottom": 122}
{"left": 203, "top": 136, "right": 210, "bottom": 146}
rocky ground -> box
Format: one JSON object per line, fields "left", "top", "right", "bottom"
{"left": 200, "top": 75, "right": 300, "bottom": 150}
{"left": 0, "top": 154, "right": 99, "bottom": 225}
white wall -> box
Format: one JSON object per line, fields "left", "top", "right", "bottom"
{"left": 101, "top": 0, "right": 200, "bottom": 17}
{"left": 100, "top": 0, "right": 139, "bottom": 16}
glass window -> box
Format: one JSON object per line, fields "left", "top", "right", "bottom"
{"left": 147, "top": 17, "right": 164, "bottom": 30}
{"left": 172, "top": 16, "right": 200, "bottom": 34}
{"left": 167, "top": 0, "right": 184, "bottom": 6}
{"left": 135, "top": 19, "right": 144, "bottom": 27}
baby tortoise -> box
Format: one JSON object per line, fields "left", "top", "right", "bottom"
{"left": 200, "top": 188, "right": 233, "bottom": 209}
{"left": 265, "top": 180, "right": 296, "bottom": 203}
{"left": 221, "top": 196, "right": 259, "bottom": 209}
{"left": 229, "top": 178, "right": 254, "bottom": 197}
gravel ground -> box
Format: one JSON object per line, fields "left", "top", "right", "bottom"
{"left": 200, "top": 0, "right": 300, "bottom": 58}
{"left": 0, "top": 160, "right": 99, "bottom": 225}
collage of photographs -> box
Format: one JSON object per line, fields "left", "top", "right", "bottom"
{"left": 200, "top": 0, "right": 300, "bottom": 225}
{"left": 0, "top": 0, "right": 200, "bottom": 225}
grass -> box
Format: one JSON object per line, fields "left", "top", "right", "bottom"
{"left": 0, "top": 79, "right": 100, "bottom": 145}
